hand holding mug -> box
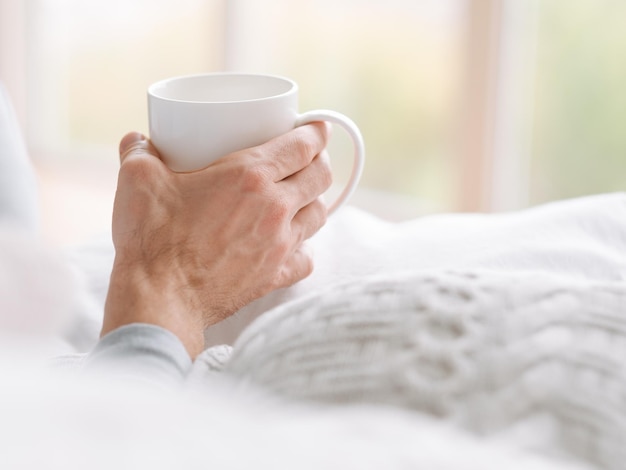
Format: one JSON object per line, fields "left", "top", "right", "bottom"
{"left": 102, "top": 73, "right": 365, "bottom": 358}
{"left": 103, "top": 122, "right": 333, "bottom": 358}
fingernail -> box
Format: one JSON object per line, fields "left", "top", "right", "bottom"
{"left": 119, "top": 132, "right": 146, "bottom": 155}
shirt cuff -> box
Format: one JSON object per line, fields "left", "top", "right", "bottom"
{"left": 83, "top": 323, "right": 193, "bottom": 389}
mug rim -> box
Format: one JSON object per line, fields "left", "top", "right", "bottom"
{"left": 147, "top": 72, "right": 298, "bottom": 105}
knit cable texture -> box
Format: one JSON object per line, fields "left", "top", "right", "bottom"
{"left": 198, "top": 269, "right": 626, "bottom": 470}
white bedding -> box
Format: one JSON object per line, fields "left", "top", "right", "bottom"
{"left": 205, "top": 268, "right": 626, "bottom": 470}
{"left": 57, "top": 192, "right": 626, "bottom": 351}
{"left": 2, "top": 193, "right": 625, "bottom": 470}
{"left": 204, "top": 192, "right": 626, "bottom": 345}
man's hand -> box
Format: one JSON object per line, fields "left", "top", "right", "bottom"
{"left": 102, "top": 123, "right": 332, "bottom": 357}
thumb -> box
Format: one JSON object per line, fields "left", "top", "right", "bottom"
{"left": 118, "top": 132, "right": 159, "bottom": 164}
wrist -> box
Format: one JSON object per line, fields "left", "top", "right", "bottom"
{"left": 102, "top": 258, "right": 206, "bottom": 358}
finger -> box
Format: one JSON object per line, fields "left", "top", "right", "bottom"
{"left": 280, "top": 150, "right": 332, "bottom": 212}
{"left": 275, "top": 242, "right": 315, "bottom": 289}
{"left": 259, "top": 122, "right": 331, "bottom": 181}
{"left": 290, "top": 197, "right": 328, "bottom": 245}
{"left": 118, "top": 132, "right": 160, "bottom": 165}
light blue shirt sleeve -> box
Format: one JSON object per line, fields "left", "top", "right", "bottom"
{"left": 83, "top": 323, "right": 193, "bottom": 389}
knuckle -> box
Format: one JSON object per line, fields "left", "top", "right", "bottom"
{"left": 240, "top": 163, "right": 272, "bottom": 193}
{"left": 286, "top": 127, "right": 324, "bottom": 166}
{"left": 296, "top": 132, "right": 321, "bottom": 160}
{"left": 260, "top": 198, "right": 291, "bottom": 235}
{"left": 300, "top": 255, "right": 314, "bottom": 278}
{"left": 276, "top": 234, "right": 293, "bottom": 260}
{"left": 298, "top": 199, "right": 328, "bottom": 243}
{"left": 273, "top": 251, "right": 313, "bottom": 290}
{"left": 270, "top": 197, "right": 291, "bottom": 221}
{"left": 319, "top": 154, "right": 333, "bottom": 189}
{"left": 265, "top": 232, "right": 293, "bottom": 270}
{"left": 314, "top": 198, "right": 329, "bottom": 227}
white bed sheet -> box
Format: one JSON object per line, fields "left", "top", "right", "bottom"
{"left": 204, "top": 192, "right": 626, "bottom": 346}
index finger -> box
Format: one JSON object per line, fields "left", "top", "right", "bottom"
{"left": 259, "top": 122, "right": 330, "bottom": 181}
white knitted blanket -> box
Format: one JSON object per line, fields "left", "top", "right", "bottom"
{"left": 192, "top": 269, "right": 626, "bottom": 470}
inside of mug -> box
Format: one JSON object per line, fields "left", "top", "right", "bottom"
{"left": 149, "top": 74, "right": 295, "bottom": 103}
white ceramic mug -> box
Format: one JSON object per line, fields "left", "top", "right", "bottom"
{"left": 148, "top": 73, "right": 365, "bottom": 214}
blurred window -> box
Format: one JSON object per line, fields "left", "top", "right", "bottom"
{"left": 529, "top": 0, "right": 626, "bottom": 205}
{"left": 23, "top": 0, "right": 224, "bottom": 163}
{"left": 225, "top": 0, "right": 467, "bottom": 214}
{"left": 1, "top": 0, "right": 624, "bottom": 241}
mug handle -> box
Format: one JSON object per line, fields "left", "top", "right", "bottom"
{"left": 295, "top": 110, "right": 365, "bottom": 214}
